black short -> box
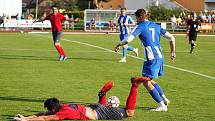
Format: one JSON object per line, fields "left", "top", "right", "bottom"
{"left": 189, "top": 32, "right": 197, "bottom": 41}
{"left": 52, "top": 31, "right": 62, "bottom": 43}
{"left": 88, "top": 103, "right": 127, "bottom": 120}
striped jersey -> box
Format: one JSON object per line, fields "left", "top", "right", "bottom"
{"left": 131, "top": 20, "right": 166, "bottom": 61}
{"left": 118, "top": 15, "right": 135, "bottom": 35}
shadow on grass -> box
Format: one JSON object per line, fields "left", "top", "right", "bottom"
{"left": 0, "top": 55, "right": 56, "bottom": 61}
{"left": 1, "top": 114, "right": 15, "bottom": 121}
{"left": 0, "top": 96, "right": 92, "bottom": 105}
{"left": 0, "top": 54, "right": 115, "bottom": 62}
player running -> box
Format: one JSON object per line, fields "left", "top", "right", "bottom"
{"left": 14, "top": 78, "right": 148, "bottom": 120}
{"left": 117, "top": 7, "right": 138, "bottom": 63}
{"left": 34, "top": 5, "right": 76, "bottom": 61}
{"left": 115, "top": 9, "right": 176, "bottom": 111}
{"left": 186, "top": 12, "right": 201, "bottom": 54}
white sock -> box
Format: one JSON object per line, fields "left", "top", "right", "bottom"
{"left": 159, "top": 101, "right": 166, "bottom": 107}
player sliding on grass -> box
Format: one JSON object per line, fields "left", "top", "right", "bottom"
{"left": 14, "top": 78, "right": 149, "bottom": 120}
{"left": 115, "top": 9, "right": 176, "bottom": 111}
{"left": 34, "top": 5, "right": 77, "bottom": 61}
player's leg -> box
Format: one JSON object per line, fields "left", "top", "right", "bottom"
{"left": 151, "top": 80, "right": 170, "bottom": 105}
{"left": 142, "top": 80, "right": 167, "bottom": 111}
{"left": 142, "top": 59, "right": 167, "bottom": 111}
{"left": 189, "top": 33, "right": 197, "bottom": 54}
{"left": 126, "top": 77, "right": 150, "bottom": 116}
{"left": 119, "top": 34, "right": 127, "bottom": 62}
{"left": 52, "top": 31, "right": 67, "bottom": 61}
{"left": 98, "top": 81, "right": 114, "bottom": 106}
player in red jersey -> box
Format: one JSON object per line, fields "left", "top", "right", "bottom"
{"left": 34, "top": 5, "right": 76, "bottom": 61}
{"left": 14, "top": 77, "right": 148, "bottom": 120}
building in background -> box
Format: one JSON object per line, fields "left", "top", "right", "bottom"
{"left": 0, "top": 0, "right": 22, "bottom": 17}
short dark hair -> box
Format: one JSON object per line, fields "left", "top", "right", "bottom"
{"left": 44, "top": 98, "right": 61, "bottom": 113}
{"left": 135, "top": 9, "right": 146, "bottom": 17}
{"left": 120, "top": 7, "right": 126, "bottom": 11}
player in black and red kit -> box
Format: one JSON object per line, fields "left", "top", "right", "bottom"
{"left": 14, "top": 77, "right": 150, "bottom": 120}
{"left": 34, "top": 5, "right": 77, "bottom": 61}
{"left": 186, "top": 12, "right": 201, "bottom": 54}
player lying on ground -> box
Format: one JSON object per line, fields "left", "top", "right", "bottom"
{"left": 115, "top": 9, "right": 176, "bottom": 111}
{"left": 14, "top": 77, "right": 148, "bottom": 120}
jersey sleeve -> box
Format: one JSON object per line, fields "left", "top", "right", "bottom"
{"left": 131, "top": 25, "right": 142, "bottom": 37}
{"left": 160, "top": 27, "right": 166, "bottom": 36}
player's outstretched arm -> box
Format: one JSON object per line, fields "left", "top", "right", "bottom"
{"left": 162, "top": 32, "right": 176, "bottom": 62}
{"left": 114, "top": 35, "right": 135, "bottom": 52}
{"left": 14, "top": 114, "right": 59, "bottom": 121}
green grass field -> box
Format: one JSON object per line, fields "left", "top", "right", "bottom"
{"left": 0, "top": 32, "right": 215, "bottom": 121}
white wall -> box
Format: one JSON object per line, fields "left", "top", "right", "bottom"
{"left": 125, "top": 0, "right": 179, "bottom": 10}
{"left": 125, "top": 0, "right": 148, "bottom": 10}
{"left": 0, "top": 0, "right": 22, "bottom": 17}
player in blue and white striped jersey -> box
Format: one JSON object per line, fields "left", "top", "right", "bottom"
{"left": 117, "top": 8, "right": 138, "bottom": 63}
{"left": 115, "top": 9, "right": 176, "bottom": 112}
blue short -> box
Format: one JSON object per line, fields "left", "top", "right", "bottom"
{"left": 142, "top": 59, "right": 164, "bottom": 79}
{"left": 120, "top": 34, "right": 129, "bottom": 41}
{"left": 52, "top": 31, "right": 62, "bottom": 43}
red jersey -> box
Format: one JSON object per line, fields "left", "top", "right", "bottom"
{"left": 55, "top": 104, "right": 90, "bottom": 120}
{"left": 45, "top": 13, "right": 66, "bottom": 32}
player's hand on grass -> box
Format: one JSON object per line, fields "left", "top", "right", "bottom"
{"left": 14, "top": 114, "right": 26, "bottom": 121}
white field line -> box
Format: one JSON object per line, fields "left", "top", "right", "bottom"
{"left": 28, "top": 31, "right": 215, "bottom": 37}
{"left": 64, "top": 38, "right": 215, "bottom": 80}
{"left": 34, "top": 34, "right": 215, "bottom": 80}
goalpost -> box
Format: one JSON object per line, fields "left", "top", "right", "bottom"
{"left": 84, "top": 9, "right": 136, "bottom": 32}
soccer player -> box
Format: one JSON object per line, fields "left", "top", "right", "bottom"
{"left": 186, "top": 12, "right": 201, "bottom": 54}
{"left": 115, "top": 9, "right": 176, "bottom": 111}
{"left": 117, "top": 8, "right": 138, "bottom": 63}
{"left": 14, "top": 78, "right": 148, "bottom": 120}
{"left": 34, "top": 5, "right": 75, "bottom": 61}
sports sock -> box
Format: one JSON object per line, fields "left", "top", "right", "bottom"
{"left": 127, "top": 46, "right": 134, "bottom": 51}
{"left": 149, "top": 88, "right": 162, "bottom": 103}
{"left": 122, "top": 48, "right": 127, "bottom": 58}
{"left": 55, "top": 45, "right": 62, "bottom": 55}
{"left": 126, "top": 84, "right": 139, "bottom": 110}
{"left": 98, "top": 93, "right": 106, "bottom": 106}
{"left": 153, "top": 83, "right": 164, "bottom": 96}
{"left": 59, "top": 46, "right": 66, "bottom": 56}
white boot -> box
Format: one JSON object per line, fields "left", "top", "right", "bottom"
{"left": 151, "top": 101, "right": 167, "bottom": 112}
{"left": 119, "top": 57, "right": 126, "bottom": 63}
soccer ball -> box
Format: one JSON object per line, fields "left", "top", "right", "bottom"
{"left": 107, "top": 96, "right": 120, "bottom": 108}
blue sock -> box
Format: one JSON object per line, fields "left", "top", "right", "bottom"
{"left": 149, "top": 88, "right": 162, "bottom": 103}
{"left": 127, "top": 46, "right": 134, "bottom": 51}
{"left": 153, "top": 83, "right": 164, "bottom": 96}
{"left": 122, "top": 48, "right": 127, "bottom": 58}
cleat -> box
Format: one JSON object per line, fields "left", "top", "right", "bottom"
{"left": 101, "top": 81, "right": 114, "bottom": 93}
{"left": 131, "top": 77, "right": 151, "bottom": 83}
{"left": 119, "top": 57, "right": 126, "bottom": 63}
{"left": 98, "top": 81, "right": 114, "bottom": 98}
{"left": 163, "top": 99, "right": 170, "bottom": 106}
{"left": 131, "top": 77, "right": 151, "bottom": 86}
{"left": 63, "top": 56, "right": 68, "bottom": 61}
{"left": 133, "top": 48, "right": 139, "bottom": 57}
{"left": 59, "top": 55, "right": 64, "bottom": 61}
{"left": 151, "top": 105, "right": 167, "bottom": 112}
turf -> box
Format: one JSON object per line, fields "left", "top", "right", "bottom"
{"left": 0, "top": 32, "right": 214, "bottom": 121}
